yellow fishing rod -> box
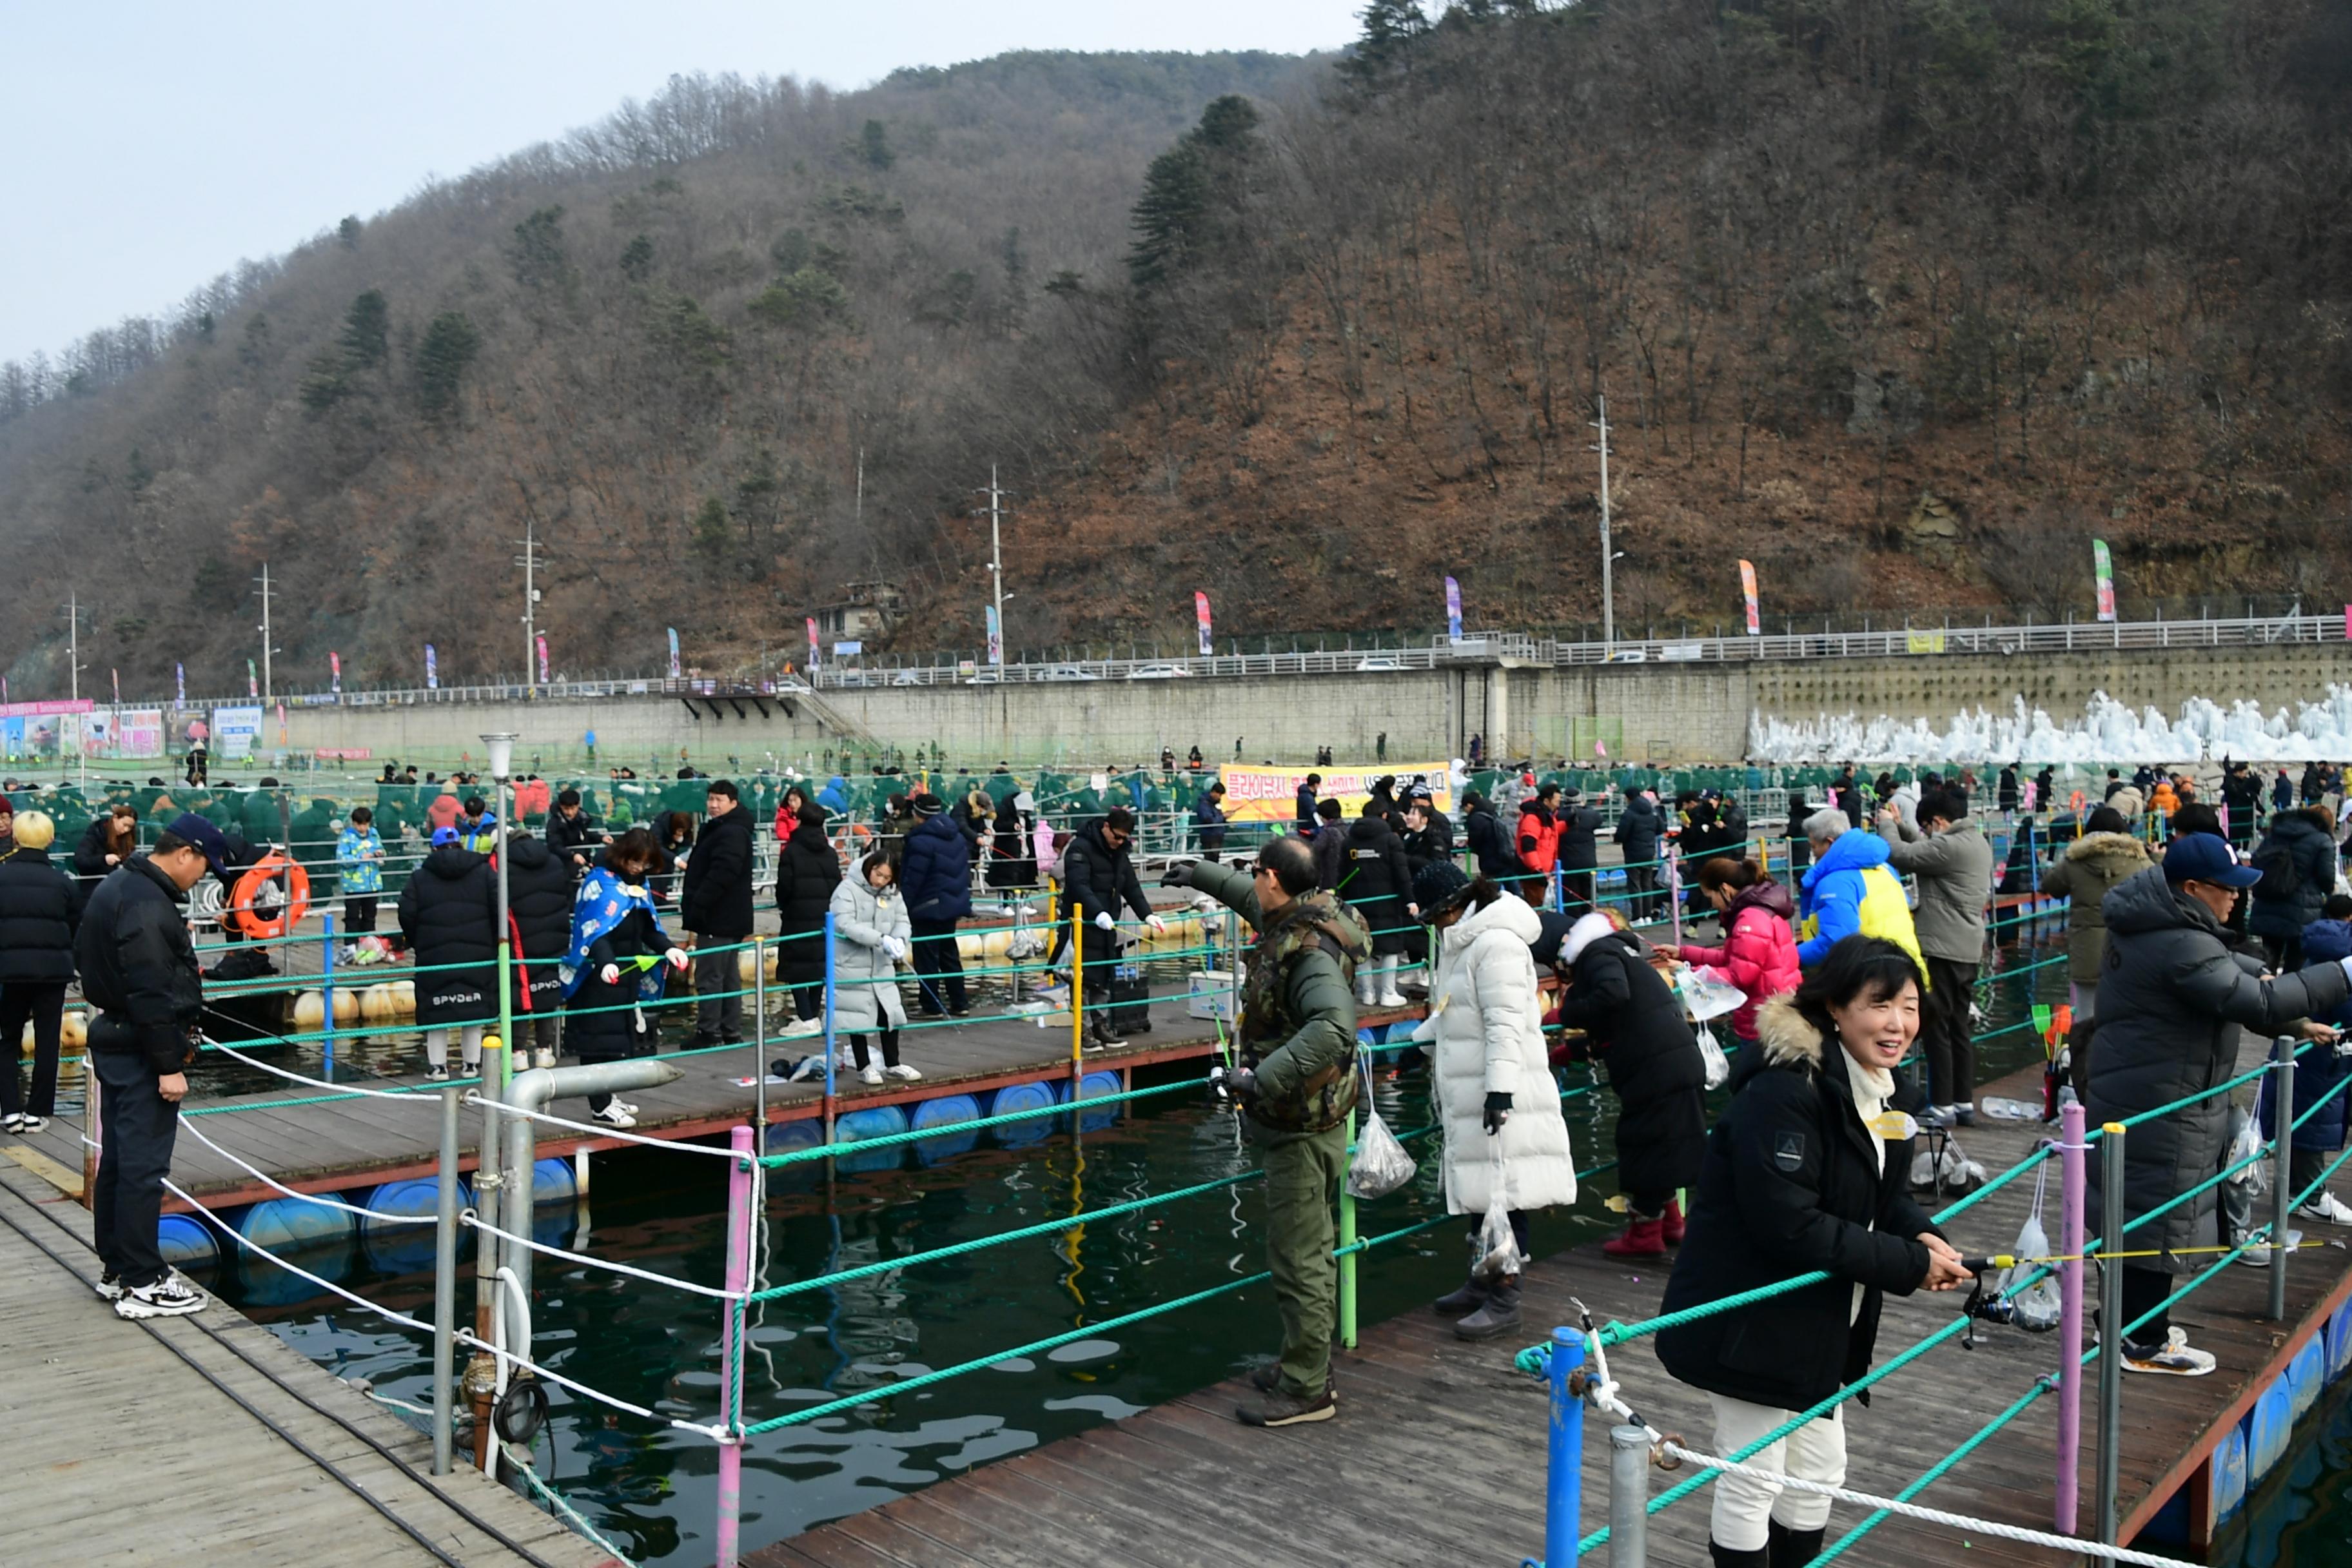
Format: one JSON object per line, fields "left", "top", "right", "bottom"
{"left": 1961, "top": 1239, "right": 2340, "bottom": 1270}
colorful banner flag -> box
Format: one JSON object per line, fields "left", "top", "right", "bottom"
{"left": 805, "top": 616, "right": 819, "bottom": 671}
{"left": 1195, "top": 592, "right": 1213, "bottom": 657}
{"left": 667, "top": 627, "right": 681, "bottom": 679}
{"left": 425, "top": 643, "right": 438, "bottom": 690}
{"left": 985, "top": 605, "right": 1003, "bottom": 666}
{"left": 247, "top": 659, "right": 258, "bottom": 699}
{"left": 276, "top": 701, "right": 288, "bottom": 745}
{"left": 175, "top": 662, "right": 185, "bottom": 705}
{"left": 112, "top": 668, "right": 121, "bottom": 706}
{"left": 1445, "top": 576, "right": 1463, "bottom": 642}
{"left": 1739, "top": 560, "right": 1761, "bottom": 635}
{"left": 536, "top": 634, "right": 550, "bottom": 684}
{"left": 329, "top": 651, "right": 342, "bottom": 695}
{"left": 2093, "top": 539, "right": 2116, "bottom": 622}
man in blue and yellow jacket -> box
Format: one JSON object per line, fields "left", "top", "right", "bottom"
{"left": 1795, "top": 807, "right": 1925, "bottom": 977}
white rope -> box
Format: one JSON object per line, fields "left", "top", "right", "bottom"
{"left": 201, "top": 1035, "right": 444, "bottom": 1103}
{"left": 177, "top": 1117, "right": 436, "bottom": 1224}
{"left": 461, "top": 1210, "right": 743, "bottom": 1300}
{"left": 163, "top": 1179, "right": 727, "bottom": 1442}
{"left": 1655, "top": 1443, "right": 2190, "bottom": 1567}
{"left": 504, "top": 1446, "right": 642, "bottom": 1567}
{"left": 462, "top": 1091, "right": 741, "bottom": 1159}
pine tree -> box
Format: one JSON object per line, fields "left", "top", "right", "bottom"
{"left": 340, "top": 289, "right": 390, "bottom": 370}
{"left": 1127, "top": 95, "right": 1261, "bottom": 292}
{"left": 414, "top": 312, "right": 481, "bottom": 423}
{"left": 860, "top": 119, "right": 895, "bottom": 170}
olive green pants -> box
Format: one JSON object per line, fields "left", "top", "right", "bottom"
{"left": 1257, "top": 1117, "right": 1349, "bottom": 1398}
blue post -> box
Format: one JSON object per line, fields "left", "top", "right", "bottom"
{"left": 1547, "top": 1326, "right": 1588, "bottom": 1568}
{"left": 1553, "top": 861, "right": 1565, "bottom": 912}
{"left": 320, "top": 909, "right": 337, "bottom": 1083}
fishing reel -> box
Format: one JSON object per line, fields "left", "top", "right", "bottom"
{"left": 1954, "top": 1253, "right": 2059, "bottom": 1349}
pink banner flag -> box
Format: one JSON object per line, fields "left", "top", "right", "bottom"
{"left": 1195, "top": 592, "right": 1213, "bottom": 656}
{"left": 536, "top": 634, "right": 550, "bottom": 683}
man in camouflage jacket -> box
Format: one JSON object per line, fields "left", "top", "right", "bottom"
{"left": 1173, "top": 836, "right": 1366, "bottom": 1427}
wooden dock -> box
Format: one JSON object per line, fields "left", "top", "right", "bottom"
{"left": 749, "top": 1039, "right": 2352, "bottom": 1567}
{"left": 0, "top": 1161, "right": 616, "bottom": 1568}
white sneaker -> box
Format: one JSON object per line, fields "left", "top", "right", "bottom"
{"left": 2237, "top": 1228, "right": 2306, "bottom": 1267}
{"left": 591, "top": 1104, "right": 638, "bottom": 1129}
{"left": 424, "top": 1064, "right": 450, "bottom": 1083}
{"left": 115, "top": 1274, "right": 208, "bottom": 1320}
{"left": 1376, "top": 988, "right": 1408, "bottom": 1008}
{"left": 2297, "top": 1191, "right": 2352, "bottom": 1225}
{"left": 777, "top": 1017, "right": 823, "bottom": 1039}
{"left": 2122, "top": 1326, "right": 2216, "bottom": 1376}
{"left": 611, "top": 1099, "right": 640, "bottom": 1116}
{"left": 95, "top": 1271, "right": 125, "bottom": 1302}
{"left": 859, "top": 1066, "right": 884, "bottom": 1086}
{"left": 533, "top": 1048, "right": 556, "bottom": 1069}
{"left": 12, "top": 1114, "right": 47, "bottom": 1133}
{"left": 885, "top": 1064, "right": 923, "bottom": 1081}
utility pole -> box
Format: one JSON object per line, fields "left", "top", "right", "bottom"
{"left": 974, "top": 465, "right": 1010, "bottom": 667}
{"left": 255, "top": 562, "right": 274, "bottom": 704}
{"left": 62, "top": 591, "right": 81, "bottom": 702}
{"left": 515, "top": 522, "right": 547, "bottom": 691}
{"left": 1591, "top": 397, "right": 1614, "bottom": 651}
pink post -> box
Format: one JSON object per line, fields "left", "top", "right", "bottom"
{"left": 716, "top": 1124, "right": 753, "bottom": 1568}
{"left": 2057, "top": 1101, "right": 2086, "bottom": 1534}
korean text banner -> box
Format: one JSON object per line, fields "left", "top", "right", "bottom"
{"left": 213, "top": 705, "right": 264, "bottom": 760}
{"left": 1217, "top": 762, "right": 1453, "bottom": 823}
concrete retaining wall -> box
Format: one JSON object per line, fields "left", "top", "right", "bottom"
{"left": 252, "top": 642, "right": 2352, "bottom": 770}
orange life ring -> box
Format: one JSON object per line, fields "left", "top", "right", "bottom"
{"left": 2069, "top": 790, "right": 2086, "bottom": 816}
{"left": 226, "top": 850, "right": 311, "bottom": 941}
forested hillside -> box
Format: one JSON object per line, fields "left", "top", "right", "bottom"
{"left": 4, "top": 3, "right": 2350, "bottom": 691}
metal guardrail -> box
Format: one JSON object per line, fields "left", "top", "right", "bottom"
{"left": 63, "top": 612, "right": 2347, "bottom": 713}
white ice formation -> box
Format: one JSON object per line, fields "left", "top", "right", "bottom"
{"left": 1749, "top": 686, "right": 2352, "bottom": 765}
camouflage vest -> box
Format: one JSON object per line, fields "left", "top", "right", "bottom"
{"left": 1240, "top": 891, "right": 1371, "bottom": 1133}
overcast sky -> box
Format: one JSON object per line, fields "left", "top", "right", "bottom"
{"left": 0, "top": 1, "right": 1362, "bottom": 366}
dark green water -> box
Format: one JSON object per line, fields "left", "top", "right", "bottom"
{"left": 185, "top": 925, "right": 2134, "bottom": 1564}
{"left": 2219, "top": 1374, "right": 2352, "bottom": 1567}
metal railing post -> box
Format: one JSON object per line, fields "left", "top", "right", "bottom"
{"left": 2056, "top": 1100, "right": 2086, "bottom": 1534}
{"left": 1339, "top": 1099, "right": 1358, "bottom": 1349}
{"left": 2097, "top": 1121, "right": 2125, "bottom": 1546}
{"left": 1547, "top": 1327, "right": 1588, "bottom": 1568}
{"left": 431, "top": 1084, "right": 460, "bottom": 1475}
{"left": 2271, "top": 1035, "right": 2294, "bottom": 1320}
{"left": 1609, "top": 1423, "right": 1650, "bottom": 1566}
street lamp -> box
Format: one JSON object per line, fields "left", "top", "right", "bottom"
{"left": 482, "top": 732, "right": 519, "bottom": 1090}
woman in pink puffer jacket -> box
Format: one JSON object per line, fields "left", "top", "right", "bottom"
{"left": 1658, "top": 857, "right": 1801, "bottom": 1046}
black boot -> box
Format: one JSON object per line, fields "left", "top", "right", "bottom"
{"left": 1767, "top": 1521, "right": 1826, "bottom": 1568}
{"left": 1709, "top": 1542, "right": 1769, "bottom": 1567}
{"left": 1454, "top": 1275, "right": 1522, "bottom": 1340}
{"left": 1432, "top": 1275, "right": 1491, "bottom": 1317}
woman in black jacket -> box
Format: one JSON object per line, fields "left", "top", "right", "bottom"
{"left": 1656, "top": 937, "right": 1968, "bottom": 1568}
{"left": 1462, "top": 792, "right": 1526, "bottom": 899}
{"left": 1339, "top": 801, "right": 1415, "bottom": 1006}
{"left": 772, "top": 803, "right": 841, "bottom": 1030}
{"left": 397, "top": 828, "right": 499, "bottom": 1080}
{"left": 0, "top": 811, "right": 81, "bottom": 1132}
{"left": 985, "top": 794, "right": 1035, "bottom": 895}
{"left": 74, "top": 805, "right": 139, "bottom": 885}
{"left": 1553, "top": 788, "right": 1602, "bottom": 910}
{"left": 499, "top": 830, "right": 576, "bottom": 1070}
{"left": 1549, "top": 908, "right": 1705, "bottom": 1257}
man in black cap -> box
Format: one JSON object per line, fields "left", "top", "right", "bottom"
{"left": 78, "top": 811, "right": 226, "bottom": 1318}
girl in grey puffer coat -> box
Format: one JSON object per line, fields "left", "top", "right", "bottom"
{"left": 829, "top": 852, "right": 914, "bottom": 1081}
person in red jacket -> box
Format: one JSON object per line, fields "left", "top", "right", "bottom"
{"left": 1515, "top": 783, "right": 1562, "bottom": 906}
{"left": 1658, "top": 857, "right": 1801, "bottom": 1048}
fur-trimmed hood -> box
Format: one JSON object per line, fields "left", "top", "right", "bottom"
{"left": 2064, "top": 830, "right": 2150, "bottom": 874}
{"left": 1753, "top": 992, "right": 1825, "bottom": 1071}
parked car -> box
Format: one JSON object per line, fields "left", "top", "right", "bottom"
{"left": 1037, "top": 665, "right": 1101, "bottom": 682}
{"left": 1354, "top": 656, "right": 1404, "bottom": 672}
{"left": 1128, "top": 663, "right": 1193, "bottom": 680}
{"left": 890, "top": 669, "right": 928, "bottom": 687}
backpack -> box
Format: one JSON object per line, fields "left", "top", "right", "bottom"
{"left": 2252, "top": 834, "right": 2301, "bottom": 903}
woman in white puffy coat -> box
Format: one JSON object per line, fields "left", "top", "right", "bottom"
{"left": 830, "top": 852, "right": 916, "bottom": 1084}
{"left": 1411, "top": 866, "right": 1579, "bottom": 1340}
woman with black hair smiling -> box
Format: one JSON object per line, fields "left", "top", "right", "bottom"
{"left": 1656, "top": 936, "right": 1970, "bottom": 1567}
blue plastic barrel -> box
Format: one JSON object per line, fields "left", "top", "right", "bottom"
{"left": 2246, "top": 1377, "right": 2293, "bottom": 1480}
{"left": 360, "top": 1177, "right": 465, "bottom": 1273}
{"left": 764, "top": 1118, "right": 825, "bottom": 1191}
{"left": 1072, "top": 1069, "right": 1122, "bottom": 1133}
{"left": 834, "top": 1104, "right": 909, "bottom": 1175}
{"left": 991, "top": 1081, "right": 1059, "bottom": 1148}
{"left": 532, "top": 1155, "right": 577, "bottom": 1207}
{"left": 2286, "top": 1335, "right": 2326, "bottom": 1421}
{"left": 240, "top": 1195, "right": 357, "bottom": 1253}
{"left": 911, "top": 1093, "right": 983, "bottom": 1165}
{"left": 2329, "top": 1298, "right": 2352, "bottom": 1384}
{"left": 2212, "top": 1420, "right": 2248, "bottom": 1525}
{"left": 157, "top": 1213, "right": 218, "bottom": 1271}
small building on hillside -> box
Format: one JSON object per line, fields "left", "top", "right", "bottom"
{"left": 812, "top": 581, "right": 905, "bottom": 643}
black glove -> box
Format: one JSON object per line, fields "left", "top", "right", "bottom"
{"left": 1483, "top": 1092, "right": 1513, "bottom": 1135}
{"left": 1224, "top": 1066, "right": 1259, "bottom": 1101}
{"left": 1160, "top": 859, "right": 1195, "bottom": 889}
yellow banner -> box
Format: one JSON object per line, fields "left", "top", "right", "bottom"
{"left": 1219, "top": 763, "right": 1455, "bottom": 823}
{"left": 1906, "top": 631, "right": 1946, "bottom": 654}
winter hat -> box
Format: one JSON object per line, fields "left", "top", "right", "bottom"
{"left": 1412, "top": 861, "right": 1473, "bottom": 918}
{"left": 910, "top": 793, "right": 945, "bottom": 818}
{"left": 1560, "top": 909, "right": 1625, "bottom": 966}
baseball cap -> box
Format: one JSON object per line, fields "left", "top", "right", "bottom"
{"left": 2163, "top": 832, "right": 2260, "bottom": 888}
{"left": 431, "top": 825, "right": 461, "bottom": 847}
{"left": 163, "top": 812, "right": 233, "bottom": 874}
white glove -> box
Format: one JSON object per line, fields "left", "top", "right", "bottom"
{"left": 1094, "top": 910, "right": 1117, "bottom": 932}
{"left": 883, "top": 936, "right": 907, "bottom": 961}
{"left": 598, "top": 963, "right": 620, "bottom": 986}
{"left": 665, "top": 946, "right": 690, "bottom": 972}
{"left": 1145, "top": 914, "right": 1168, "bottom": 936}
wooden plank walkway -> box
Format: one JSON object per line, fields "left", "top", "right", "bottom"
{"left": 751, "top": 1039, "right": 2352, "bottom": 1567}
{"left": 0, "top": 1162, "right": 616, "bottom": 1568}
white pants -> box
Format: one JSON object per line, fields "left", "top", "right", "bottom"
{"left": 423, "top": 1026, "right": 484, "bottom": 1070}
{"left": 1706, "top": 1394, "right": 1845, "bottom": 1550}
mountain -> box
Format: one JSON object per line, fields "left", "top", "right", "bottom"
{"left": 5, "top": 4, "right": 2350, "bottom": 692}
